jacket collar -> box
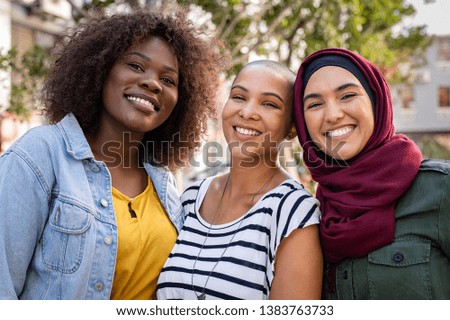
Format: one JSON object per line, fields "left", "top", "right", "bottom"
{"left": 57, "top": 113, "right": 95, "bottom": 160}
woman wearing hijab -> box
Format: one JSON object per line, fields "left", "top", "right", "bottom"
{"left": 293, "top": 47, "right": 450, "bottom": 299}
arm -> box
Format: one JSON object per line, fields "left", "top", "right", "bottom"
{"left": 270, "top": 224, "right": 323, "bottom": 300}
{"left": 0, "top": 150, "right": 51, "bottom": 299}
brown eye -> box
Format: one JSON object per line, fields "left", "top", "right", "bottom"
{"left": 232, "top": 95, "right": 245, "bottom": 101}
{"left": 341, "top": 93, "right": 356, "bottom": 100}
{"left": 306, "top": 102, "right": 321, "bottom": 110}
{"left": 128, "top": 63, "right": 143, "bottom": 72}
{"left": 161, "top": 77, "right": 176, "bottom": 86}
{"left": 263, "top": 102, "right": 280, "bottom": 109}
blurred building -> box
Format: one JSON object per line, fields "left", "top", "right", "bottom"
{"left": 393, "top": 35, "right": 450, "bottom": 136}
{"left": 0, "top": 0, "right": 74, "bottom": 152}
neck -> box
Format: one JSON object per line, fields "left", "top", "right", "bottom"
{"left": 87, "top": 129, "right": 144, "bottom": 169}
{"left": 227, "top": 160, "right": 280, "bottom": 198}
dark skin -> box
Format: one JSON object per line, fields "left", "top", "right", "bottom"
{"left": 88, "top": 128, "right": 148, "bottom": 198}
{"left": 88, "top": 36, "right": 179, "bottom": 198}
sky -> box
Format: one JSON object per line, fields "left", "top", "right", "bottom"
{"left": 405, "top": 0, "right": 450, "bottom": 35}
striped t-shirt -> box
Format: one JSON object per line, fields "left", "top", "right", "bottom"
{"left": 156, "top": 177, "right": 320, "bottom": 300}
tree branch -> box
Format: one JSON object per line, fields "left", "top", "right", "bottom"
{"left": 230, "top": 3, "right": 272, "bottom": 57}
{"left": 284, "top": 17, "right": 306, "bottom": 65}
{"left": 231, "top": 4, "right": 292, "bottom": 59}
{"left": 65, "top": 0, "right": 89, "bottom": 18}
{"left": 219, "top": 7, "right": 248, "bottom": 40}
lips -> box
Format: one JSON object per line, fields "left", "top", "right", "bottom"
{"left": 125, "top": 94, "right": 160, "bottom": 112}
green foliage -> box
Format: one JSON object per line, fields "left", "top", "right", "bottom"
{"left": 416, "top": 135, "right": 450, "bottom": 160}
{"left": 175, "top": 0, "right": 430, "bottom": 82}
{"left": 66, "top": 0, "right": 431, "bottom": 80}
{"left": 0, "top": 45, "right": 50, "bottom": 119}
{"left": 91, "top": 0, "right": 116, "bottom": 7}
{"left": 1, "top": 0, "right": 432, "bottom": 118}
{"left": 82, "top": 0, "right": 116, "bottom": 11}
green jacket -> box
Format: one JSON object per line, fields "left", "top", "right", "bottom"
{"left": 323, "top": 159, "right": 450, "bottom": 299}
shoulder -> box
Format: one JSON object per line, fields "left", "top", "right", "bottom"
{"left": 267, "top": 180, "right": 320, "bottom": 242}
{"left": 182, "top": 178, "right": 208, "bottom": 194}
{"left": 180, "top": 178, "right": 208, "bottom": 203}
{"left": 9, "top": 124, "right": 61, "bottom": 151}
{"left": 0, "top": 124, "right": 63, "bottom": 194}
{"left": 275, "top": 179, "right": 319, "bottom": 207}
{"left": 414, "top": 159, "right": 450, "bottom": 187}
{"left": 267, "top": 179, "right": 320, "bottom": 222}
{"left": 2, "top": 124, "right": 62, "bottom": 163}
{"left": 398, "top": 159, "right": 450, "bottom": 213}
{"left": 419, "top": 159, "right": 450, "bottom": 174}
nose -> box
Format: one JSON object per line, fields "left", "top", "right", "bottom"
{"left": 139, "top": 72, "right": 162, "bottom": 94}
{"left": 238, "top": 100, "right": 260, "bottom": 120}
{"left": 325, "top": 101, "right": 344, "bottom": 123}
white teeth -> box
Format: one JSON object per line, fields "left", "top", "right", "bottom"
{"left": 235, "top": 126, "right": 261, "bottom": 136}
{"left": 326, "top": 126, "right": 354, "bottom": 137}
{"left": 126, "top": 95, "right": 155, "bottom": 109}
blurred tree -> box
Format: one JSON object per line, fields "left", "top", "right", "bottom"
{"left": 417, "top": 135, "right": 450, "bottom": 160}
{"left": 67, "top": 0, "right": 431, "bottom": 78}
{"left": 0, "top": 0, "right": 435, "bottom": 160}
{"left": 0, "top": 45, "right": 50, "bottom": 152}
{"left": 183, "top": 0, "right": 432, "bottom": 79}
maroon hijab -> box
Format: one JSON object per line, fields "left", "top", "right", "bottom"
{"left": 293, "top": 48, "right": 422, "bottom": 263}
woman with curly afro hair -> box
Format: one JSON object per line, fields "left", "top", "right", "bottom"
{"left": 0, "top": 8, "right": 228, "bottom": 300}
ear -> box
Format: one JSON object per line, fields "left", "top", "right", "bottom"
{"left": 285, "top": 124, "right": 297, "bottom": 140}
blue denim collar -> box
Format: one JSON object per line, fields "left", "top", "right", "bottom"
{"left": 57, "top": 113, "right": 95, "bottom": 160}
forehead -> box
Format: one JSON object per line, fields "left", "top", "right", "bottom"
{"left": 304, "top": 66, "right": 362, "bottom": 92}
{"left": 234, "top": 66, "right": 290, "bottom": 94}
{"left": 123, "top": 36, "right": 178, "bottom": 66}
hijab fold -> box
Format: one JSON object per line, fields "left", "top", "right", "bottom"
{"left": 294, "top": 48, "right": 422, "bottom": 263}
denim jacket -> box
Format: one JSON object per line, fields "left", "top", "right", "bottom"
{"left": 0, "top": 113, "right": 184, "bottom": 299}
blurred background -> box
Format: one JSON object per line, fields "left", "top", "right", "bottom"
{"left": 0, "top": 0, "right": 449, "bottom": 192}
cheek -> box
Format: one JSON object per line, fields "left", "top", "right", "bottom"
{"left": 304, "top": 113, "right": 319, "bottom": 138}
{"left": 101, "top": 83, "right": 115, "bottom": 109}
{"left": 362, "top": 111, "right": 375, "bottom": 138}
{"left": 102, "top": 71, "right": 122, "bottom": 100}
{"left": 278, "top": 117, "right": 293, "bottom": 139}
{"left": 167, "top": 90, "right": 179, "bottom": 109}
{"left": 221, "top": 102, "right": 233, "bottom": 122}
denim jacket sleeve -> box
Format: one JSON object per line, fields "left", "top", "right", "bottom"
{"left": 0, "top": 144, "right": 53, "bottom": 299}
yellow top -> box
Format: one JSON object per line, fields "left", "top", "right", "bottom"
{"left": 110, "top": 177, "right": 177, "bottom": 300}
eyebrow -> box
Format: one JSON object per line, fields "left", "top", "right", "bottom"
{"left": 126, "top": 52, "right": 178, "bottom": 74}
{"left": 303, "top": 82, "right": 360, "bottom": 103}
{"left": 231, "top": 84, "right": 285, "bottom": 103}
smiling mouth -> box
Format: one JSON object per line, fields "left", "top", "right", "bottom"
{"left": 325, "top": 126, "right": 354, "bottom": 137}
{"left": 234, "top": 126, "right": 262, "bottom": 136}
{"left": 125, "top": 95, "right": 160, "bottom": 112}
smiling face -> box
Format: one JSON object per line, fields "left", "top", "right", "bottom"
{"left": 303, "top": 66, "right": 374, "bottom": 161}
{"left": 101, "top": 36, "right": 179, "bottom": 137}
{"left": 221, "top": 65, "right": 294, "bottom": 164}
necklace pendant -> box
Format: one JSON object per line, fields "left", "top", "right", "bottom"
{"left": 197, "top": 293, "right": 206, "bottom": 300}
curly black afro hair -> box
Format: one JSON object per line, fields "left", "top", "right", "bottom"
{"left": 42, "top": 8, "right": 229, "bottom": 170}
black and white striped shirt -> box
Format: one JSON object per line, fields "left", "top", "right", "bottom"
{"left": 157, "top": 177, "right": 320, "bottom": 300}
